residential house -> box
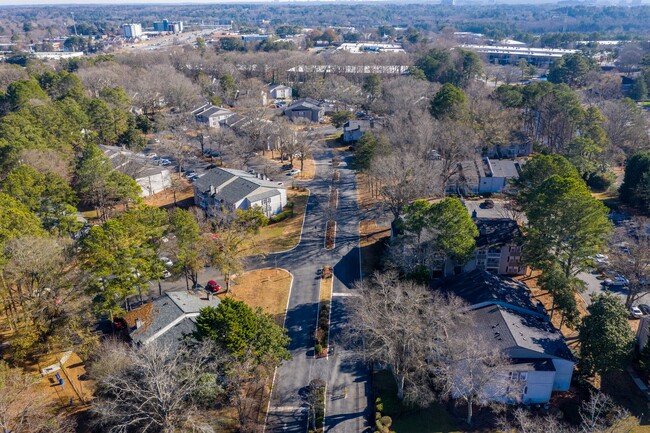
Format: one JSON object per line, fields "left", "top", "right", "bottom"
{"left": 284, "top": 98, "right": 324, "bottom": 123}
{"left": 122, "top": 290, "right": 220, "bottom": 349}
{"left": 101, "top": 145, "right": 171, "bottom": 197}
{"left": 447, "top": 157, "right": 524, "bottom": 195}
{"left": 193, "top": 167, "right": 287, "bottom": 217}
{"left": 343, "top": 119, "right": 374, "bottom": 143}
{"left": 438, "top": 270, "right": 575, "bottom": 404}
{"left": 269, "top": 83, "right": 293, "bottom": 99}
{"left": 192, "top": 103, "right": 235, "bottom": 128}
{"left": 464, "top": 217, "right": 527, "bottom": 276}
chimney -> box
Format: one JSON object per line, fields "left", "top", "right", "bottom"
{"left": 135, "top": 318, "right": 143, "bottom": 329}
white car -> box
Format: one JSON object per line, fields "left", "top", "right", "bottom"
{"left": 160, "top": 256, "right": 173, "bottom": 267}
{"left": 288, "top": 169, "right": 301, "bottom": 176}
{"left": 603, "top": 276, "right": 629, "bottom": 287}
{"left": 160, "top": 159, "right": 172, "bottom": 166}
{"left": 631, "top": 306, "right": 643, "bottom": 319}
{"left": 162, "top": 270, "right": 172, "bottom": 279}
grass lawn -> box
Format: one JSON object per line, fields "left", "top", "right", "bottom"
{"left": 374, "top": 370, "right": 463, "bottom": 433}
{"left": 320, "top": 265, "right": 333, "bottom": 305}
{"left": 224, "top": 268, "right": 292, "bottom": 326}
{"left": 246, "top": 188, "right": 309, "bottom": 255}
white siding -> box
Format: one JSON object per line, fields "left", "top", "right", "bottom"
{"left": 551, "top": 359, "right": 574, "bottom": 391}
{"left": 136, "top": 170, "right": 171, "bottom": 197}
{"left": 521, "top": 371, "right": 555, "bottom": 404}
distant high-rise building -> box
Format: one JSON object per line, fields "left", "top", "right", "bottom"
{"left": 441, "top": 0, "right": 456, "bottom": 5}
{"left": 122, "top": 23, "right": 142, "bottom": 39}
{"left": 153, "top": 19, "right": 183, "bottom": 33}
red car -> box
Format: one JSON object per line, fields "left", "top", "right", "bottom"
{"left": 206, "top": 280, "right": 222, "bottom": 293}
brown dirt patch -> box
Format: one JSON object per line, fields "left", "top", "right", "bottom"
{"left": 32, "top": 351, "right": 94, "bottom": 410}
{"left": 143, "top": 174, "right": 193, "bottom": 209}
{"left": 359, "top": 220, "right": 390, "bottom": 278}
{"left": 325, "top": 220, "right": 336, "bottom": 250}
{"left": 223, "top": 269, "right": 292, "bottom": 326}
{"left": 356, "top": 172, "right": 381, "bottom": 211}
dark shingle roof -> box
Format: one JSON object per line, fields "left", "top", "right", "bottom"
{"left": 475, "top": 218, "right": 522, "bottom": 249}
{"left": 437, "top": 269, "right": 539, "bottom": 312}
{"left": 194, "top": 167, "right": 285, "bottom": 205}
{"left": 471, "top": 304, "right": 573, "bottom": 361}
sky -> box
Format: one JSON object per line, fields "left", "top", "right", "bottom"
{"left": 1, "top": 0, "right": 276, "bottom": 5}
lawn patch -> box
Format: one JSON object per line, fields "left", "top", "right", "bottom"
{"left": 315, "top": 266, "right": 332, "bottom": 358}
{"left": 224, "top": 268, "right": 292, "bottom": 326}
{"left": 325, "top": 221, "right": 336, "bottom": 250}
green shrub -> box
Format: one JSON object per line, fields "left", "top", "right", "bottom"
{"left": 286, "top": 201, "right": 295, "bottom": 209}
{"left": 587, "top": 171, "right": 615, "bottom": 192}
{"left": 314, "top": 343, "right": 322, "bottom": 354}
{"left": 269, "top": 209, "right": 292, "bottom": 224}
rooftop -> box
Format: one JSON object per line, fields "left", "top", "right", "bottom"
{"left": 436, "top": 269, "right": 541, "bottom": 313}
{"left": 194, "top": 167, "right": 285, "bottom": 205}
{"left": 471, "top": 304, "right": 573, "bottom": 361}
{"left": 124, "top": 290, "right": 220, "bottom": 349}
{"left": 474, "top": 218, "right": 522, "bottom": 249}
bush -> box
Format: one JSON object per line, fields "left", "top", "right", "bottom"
{"left": 587, "top": 171, "right": 615, "bottom": 192}
{"left": 314, "top": 343, "right": 322, "bottom": 354}
{"left": 286, "top": 201, "right": 295, "bottom": 209}
{"left": 269, "top": 209, "right": 292, "bottom": 224}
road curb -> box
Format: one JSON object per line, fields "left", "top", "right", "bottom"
{"left": 267, "top": 188, "right": 312, "bottom": 256}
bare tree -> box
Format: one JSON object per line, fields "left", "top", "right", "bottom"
{"left": 599, "top": 99, "right": 650, "bottom": 159}
{"left": 0, "top": 361, "right": 75, "bottom": 433}
{"left": 610, "top": 218, "right": 650, "bottom": 308}
{"left": 579, "top": 390, "right": 637, "bottom": 433}
{"left": 348, "top": 272, "right": 467, "bottom": 404}
{"left": 90, "top": 340, "right": 224, "bottom": 433}
{"left": 498, "top": 407, "right": 569, "bottom": 433}
{"left": 434, "top": 324, "right": 516, "bottom": 425}
{"left": 430, "top": 119, "right": 477, "bottom": 194}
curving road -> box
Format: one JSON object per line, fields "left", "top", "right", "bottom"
{"left": 260, "top": 149, "right": 371, "bottom": 433}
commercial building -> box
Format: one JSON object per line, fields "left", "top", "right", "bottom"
{"left": 122, "top": 23, "right": 143, "bottom": 39}
{"left": 153, "top": 19, "right": 183, "bottom": 34}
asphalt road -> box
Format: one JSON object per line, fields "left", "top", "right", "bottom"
{"left": 262, "top": 150, "right": 370, "bottom": 433}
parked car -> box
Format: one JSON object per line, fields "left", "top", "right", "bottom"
{"left": 206, "top": 164, "right": 218, "bottom": 170}
{"left": 206, "top": 280, "right": 222, "bottom": 293}
{"left": 288, "top": 169, "right": 301, "bottom": 176}
{"left": 162, "top": 270, "right": 172, "bottom": 279}
{"left": 160, "top": 159, "right": 172, "bottom": 166}
{"left": 631, "top": 306, "right": 643, "bottom": 319}
{"left": 282, "top": 164, "right": 293, "bottom": 170}
{"left": 159, "top": 256, "right": 173, "bottom": 267}
{"left": 482, "top": 199, "right": 495, "bottom": 209}
{"left": 603, "top": 276, "right": 629, "bottom": 287}
{"left": 639, "top": 304, "right": 650, "bottom": 315}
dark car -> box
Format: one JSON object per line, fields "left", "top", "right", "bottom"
{"left": 639, "top": 304, "right": 650, "bottom": 316}
{"left": 206, "top": 164, "right": 218, "bottom": 170}
{"left": 282, "top": 164, "right": 293, "bottom": 170}
{"left": 482, "top": 199, "right": 495, "bottom": 209}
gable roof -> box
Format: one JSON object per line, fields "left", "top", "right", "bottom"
{"left": 344, "top": 120, "right": 371, "bottom": 132}
{"left": 268, "top": 83, "right": 291, "bottom": 92}
{"left": 474, "top": 218, "right": 522, "bottom": 249}
{"left": 470, "top": 304, "right": 574, "bottom": 361}
{"left": 124, "top": 290, "right": 220, "bottom": 349}
{"left": 285, "top": 98, "right": 323, "bottom": 111}
{"left": 437, "top": 269, "right": 542, "bottom": 314}
{"left": 194, "top": 167, "right": 285, "bottom": 205}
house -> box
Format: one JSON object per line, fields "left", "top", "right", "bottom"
{"left": 122, "top": 289, "right": 220, "bottom": 349}
{"left": 464, "top": 217, "right": 527, "bottom": 276}
{"left": 193, "top": 167, "right": 287, "bottom": 217}
{"left": 447, "top": 158, "right": 524, "bottom": 195}
{"left": 192, "top": 103, "right": 235, "bottom": 128}
{"left": 343, "top": 119, "right": 374, "bottom": 143}
{"left": 284, "top": 98, "right": 324, "bottom": 123}
{"left": 269, "top": 83, "right": 292, "bottom": 99}
{"left": 101, "top": 145, "right": 171, "bottom": 197}
{"left": 438, "top": 270, "right": 575, "bottom": 404}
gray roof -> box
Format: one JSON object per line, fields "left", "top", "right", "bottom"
{"left": 100, "top": 145, "right": 167, "bottom": 181}
{"left": 487, "top": 159, "right": 522, "bottom": 179}
{"left": 471, "top": 304, "right": 573, "bottom": 361}
{"left": 509, "top": 358, "right": 556, "bottom": 372}
{"left": 437, "top": 269, "right": 540, "bottom": 313}
{"left": 194, "top": 167, "right": 285, "bottom": 205}
{"left": 127, "top": 290, "right": 220, "bottom": 349}
{"left": 285, "top": 98, "right": 323, "bottom": 111}
{"left": 344, "top": 120, "right": 371, "bottom": 133}
{"left": 269, "top": 83, "right": 291, "bottom": 91}
{"left": 474, "top": 218, "right": 522, "bottom": 249}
